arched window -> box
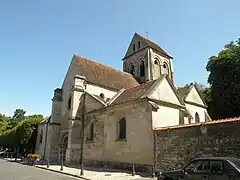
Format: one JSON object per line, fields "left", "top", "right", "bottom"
{"left": 195, "top": 112, "right": 200, "bottom": 123}
{"left": 118, "top": 118, "right": 126, "bottom": 139}
{"left": 68, "top": 96, "right": 72, "bottom": 110}
{"left": 140, "top": 61, "right": 145, "bottom": 77}
{"left": 129, "top": 64, "right": 135, "bottom": 75}
{"left": 162, "top": 63, "right": 169, "bottom": 75}
{"left": 153, "top": 58, "right": 161, "bottom": 77}
{"left": 100, "top": 93, "right": 105, "bottom": 100}
{"left": 88, "top": 123, "right": 94, "bottom": 141}
{"left": 39, "top": 129, "right": 43, "bottom": 144}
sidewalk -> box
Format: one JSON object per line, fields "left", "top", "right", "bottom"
{"left": 3, "top": 157, "right": 156, "bottom": 179}
{"left": 35, "top": 164, "right": 156, "bottom": 180}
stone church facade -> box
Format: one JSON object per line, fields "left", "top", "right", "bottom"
{"left": 35, "top": 33, "right": 211, "bottom": 171}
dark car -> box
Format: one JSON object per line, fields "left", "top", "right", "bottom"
{"left": 157, "top": 157, "right": 240, "bottom": 180}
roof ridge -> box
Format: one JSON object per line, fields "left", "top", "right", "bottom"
{"left": 74, "top": 54, "right": 133, "bottom": 77}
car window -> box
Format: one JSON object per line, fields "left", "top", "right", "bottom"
{"left": 230, "top": 159, "right": 240, "bottom": 169}
{"left": 185, "top": 160, "right": 209, "bottom": 173}
{"left": 225, "top": 161, "right": 238, "bottom": 174}
{"left": 209, "top": 160, "right": 224, "bottom": 172}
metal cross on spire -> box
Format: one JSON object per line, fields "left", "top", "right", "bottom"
{"left": 145, "top": 32, "right": 149, "bottom": 39}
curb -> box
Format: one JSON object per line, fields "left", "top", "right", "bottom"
{"left": 35, "top": 166, "right": 91, "bottom": 180}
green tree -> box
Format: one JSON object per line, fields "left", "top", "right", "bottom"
{"left": 0, "top": 113, "right": 43, "bottom": 153}
{"left": 0, "top": 113, "right": 10, "bottom": 133}
{"left": 11, "top": 109, "right": 26, "bottom": 122}
{"left": 8, "top": 109, "right": 26, "bottom": 128}
{"left": 206, "top": 38, "right": 240, "bottom": 119}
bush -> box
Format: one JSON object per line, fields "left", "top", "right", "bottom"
{"left": 27, "top": 153, "right": 41, "bottom": 160}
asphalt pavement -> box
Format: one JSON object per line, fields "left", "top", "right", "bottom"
{"left": 0, "top": 159, "right": 156, "bottom": 180}
{"left": 0, "top": 159, "right": 80, "bottom": 180}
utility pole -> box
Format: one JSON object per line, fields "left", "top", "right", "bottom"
{"left": 80, "top": 89, "right": 86, "bottom": 176}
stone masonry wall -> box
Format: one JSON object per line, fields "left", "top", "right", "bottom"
{"left": 154, "top": 119, "right": 240, "bottom": 172}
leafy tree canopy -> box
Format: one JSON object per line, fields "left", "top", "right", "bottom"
{"left": 11, "top": 109, "right": 26, "bottom": 122}
{"left": 0, "top": 109, "right": 43, "bottom": 153}
{"left": 0, "top": 114, "right": 10, "bottom": 133}
{"left": 206, "top": 38, "right": 240, "bottom": 119}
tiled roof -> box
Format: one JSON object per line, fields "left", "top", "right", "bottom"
{"left": 74, "top": 55, "right": 139, "bottom": 90}
{"left": 111, "top": 79, "right": 159, "bottom": 105}
{"left": 177, "top": 83, "right": 208, "bottom": 107}
{"left": 137, "top": 33, "right": 172, "bottom": 59}
{"left": 154, "top": 116, "right": 240, "bottom": 131}
{"left": 177, "top": 86, "right": 190, "bottom": 99}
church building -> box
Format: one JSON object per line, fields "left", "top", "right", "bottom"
{"left": 35, "top": 33, "right": 211, "bottom": 172}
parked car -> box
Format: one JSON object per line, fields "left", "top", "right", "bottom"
{"left": 157, "top": 157, "right": 240, "bottom": 180}
{"left": 0, "top": 149, "right": 15, "bottom": 158}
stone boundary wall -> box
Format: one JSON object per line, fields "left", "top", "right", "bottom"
{"left": 154, "top": 118, "right": 240, "bottom": 172}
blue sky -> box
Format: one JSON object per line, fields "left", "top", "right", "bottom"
{"left": 0, "top": 0, "right": 239, "bottom": 116}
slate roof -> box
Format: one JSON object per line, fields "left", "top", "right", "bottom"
{"left": 111, "top": 79, "right": 159, "bottom": 105}
{"left": 74, "top": 55, "right": 139, "bottom": 90}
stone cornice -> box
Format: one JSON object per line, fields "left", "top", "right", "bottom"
{"left": 71, "top": 85, "right": 85, "bottom": 92}
{"left": 49, "top": 122, "right": 60, "bottom": 125}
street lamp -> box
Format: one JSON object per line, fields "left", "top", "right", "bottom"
{"left": 60, "top": 145, "right": 64, "bottom": 171}
{"left": 47, "top": 144, "right": 50, "bottom": 168}
{"left": 79, "top": 88, "right": 86, "bottom": 176}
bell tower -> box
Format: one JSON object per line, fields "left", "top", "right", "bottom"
{"left": 122, "top": 33, "right": 174, "bottom": 84}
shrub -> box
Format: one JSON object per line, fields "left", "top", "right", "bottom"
{"left": 27, "top": 153, "right": 41, "bottom": 160}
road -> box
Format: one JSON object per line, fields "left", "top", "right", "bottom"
{"left": 0, "top": 159, "right": 79, "bottom": 180}
{"left": 0, "top": 159, "right": 156, "bottom": 180}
